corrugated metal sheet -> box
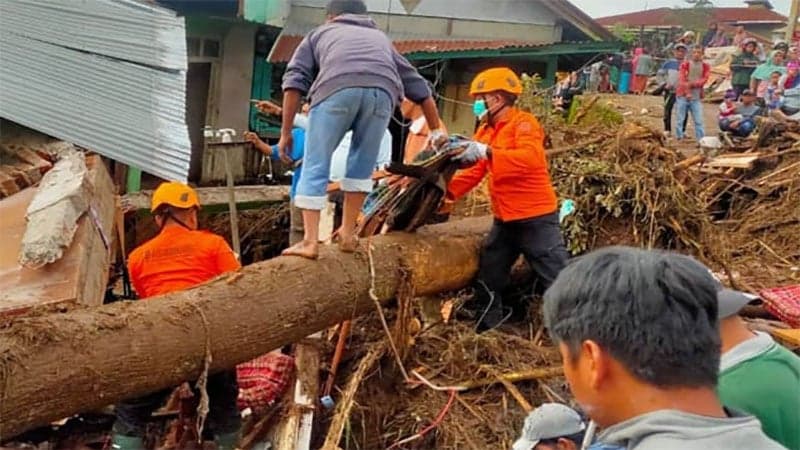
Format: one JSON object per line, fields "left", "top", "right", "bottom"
{"left": 269, "top": 35, "right": 550, "bottom": 63}
{"left": 0, "top": 0, "right": 190, "bottom": 182}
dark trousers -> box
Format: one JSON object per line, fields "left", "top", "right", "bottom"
{"left": 113, "top": 370, "right": 241, "bottom": 438}
{"left": 732, "top": 84, "right": 749, "bottom": 100}
{"left": 474, "top": 213, "right": 569, "bottom": 329}
{"left": 663, "top": 91, "right": 687, "bottom": 133}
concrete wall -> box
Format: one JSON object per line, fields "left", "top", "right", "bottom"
{"left": 215, "top": 23, "right": 258, "bottom": 131}
{"left": 186, "top": 17, "right": 257, "bottom": 132}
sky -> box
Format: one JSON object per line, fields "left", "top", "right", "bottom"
{"left": 571, "top": 0, "right": 793, "bottom": 19}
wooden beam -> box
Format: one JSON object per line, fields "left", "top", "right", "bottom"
{"left": 0, "top": 155, "right": 115, "bottom": 319}
{"left": 123, "top": 185, "right": 289, "bottom": 212}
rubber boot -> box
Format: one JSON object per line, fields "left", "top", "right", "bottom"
{"left": 110, "top": 434, "right": 145, "bottom": 450}
{"left": 473, "top": 282, "right": 511, "bottom": 333}
{"left": 215, "top": 431, "right": 240, "bottom": 450}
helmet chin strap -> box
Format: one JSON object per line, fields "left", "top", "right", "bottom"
{"left": 159, "top": 208, "right": 194, "bottom": 231}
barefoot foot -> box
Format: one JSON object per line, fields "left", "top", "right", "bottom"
{"left": 281, "top": 240, "right": 319, "bottom": 260}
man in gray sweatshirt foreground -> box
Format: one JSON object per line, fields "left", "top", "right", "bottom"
{"left": 543, "top": 247, "right": 785, "bottom": 450}
{"left": 278, "top": 0, "right": 445, "bottom": 259}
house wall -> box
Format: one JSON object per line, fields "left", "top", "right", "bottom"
{"left": 186, "top": 17, "right": 257, "bottom": 132}
{"left": 216, "top": 24, "right": 258, "bottom": 131}
{"left": 287, "top": 5, "right": 561, "bottom": 42}
{"left": 292, "top": 0, "right": 560, "bottom": 25}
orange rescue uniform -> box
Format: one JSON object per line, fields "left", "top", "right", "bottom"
{"left": 128, "top": 225, "right": 240, "bottom": 299}
{"left": 447, "top": 108, "right": 557, "bottom": 222}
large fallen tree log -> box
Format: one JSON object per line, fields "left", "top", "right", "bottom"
{"left": 0, "top": 217, "right": 492, "bottom": 439}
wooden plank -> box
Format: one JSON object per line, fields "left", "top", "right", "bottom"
{"left": 0, "top": 155, "right": 115, "bottom": 319}
{"left": 123, "top": 185, "right": 288, "bottom": 212}
{"left": 706, "top": 155, "right": 760, "bottom": 169}
{"left": 771, "top": 328, "right": 800, "bottom": 347}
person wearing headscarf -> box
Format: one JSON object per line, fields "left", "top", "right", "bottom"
{"left": 750, "top": 50, "right": 787, "bottom": 100}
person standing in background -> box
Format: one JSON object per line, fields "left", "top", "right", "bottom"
{"left": 632, "top": 48, "right": 653, "bottom": 94}
{"left": 732, "top": 26, "right": 747, "bottom": 48}
{"left": 660, "top": 44, "right": 687, "bottom": 138}
{"left": 730, "top": 38, "right": 760, "bottom": 99}
{"left": 751, "top": 50, "right": 786, "bottom": 101}
{"left": 676, "top": 46, "right": 710, "bottom": 141}
{"left": 702, "top": 22, "right": 718, "bottom": 48}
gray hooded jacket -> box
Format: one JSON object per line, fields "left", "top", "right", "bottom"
{"left": 282, "top": 14, "right": 430, "bottom": 107}
{"left": 598, "top": 409, "right": 786, "bottom": 450}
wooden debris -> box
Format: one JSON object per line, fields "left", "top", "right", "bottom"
{"left": 705, "top": 153, "right": 762, "bottom": 169}
{"left": 321, "top": 341, "right": 387, "bottom": 450}
{"left": 122, "top": 185, "right": 289, "bottom": 213}
{"left": 457, "top": 366, "right": 563, "bottom": 391}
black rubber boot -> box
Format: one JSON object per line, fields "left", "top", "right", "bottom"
{"left": 473, "top": 281, "right": 512, "bottom": 333}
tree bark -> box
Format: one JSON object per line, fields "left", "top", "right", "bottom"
{"left": 0, "top": 216, "right": 491, "bottom": 439}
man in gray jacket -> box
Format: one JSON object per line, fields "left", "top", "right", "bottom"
{"left": 543, "top": 247, "right": 785, "bottom": 450}
{"left": 278, "top": 0, "right": 445, "bottom": 260}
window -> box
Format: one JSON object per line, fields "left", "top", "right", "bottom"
{"left": 203, "top": 39, "right": 220, "bottom": 58}
{"left": 187, "top": 38, "right": 222, "bottom": 60}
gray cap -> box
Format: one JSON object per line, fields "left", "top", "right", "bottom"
{"left": 706, "top": 269, "right": 759, "bottom": 318}
{"left": 718, "top": 288, "right": 759, "bottom": 318}
{"left": 512, "top": 403, "right": 585, "bottom": 450}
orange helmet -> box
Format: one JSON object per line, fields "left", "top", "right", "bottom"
{"left": 151, "top": 181, "right": 200, "bottom": 213}
{"left": 470, "top": 67, "right": 523, "bottom": 96}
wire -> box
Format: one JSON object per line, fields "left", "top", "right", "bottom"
{"left": 386, "top": 388, "right": 457, "bottom": 449}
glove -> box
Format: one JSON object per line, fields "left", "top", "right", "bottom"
{"left": 429, "top": 128, "right": 448, "bottom": 148}
{"left": 453, "top": 141, "right": 488, "bottom": 165}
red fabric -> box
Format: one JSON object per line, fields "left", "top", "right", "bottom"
{"left": 677, "top": 61, "right": 711, "bottom": 99}
{"left": 759, "top": 284, "right": 800, "bottom": 328}
{"left": 237, "top": 353, "right": 294, "bottom": 414}
{"left": 632, "top": 75, "right": 649, "bottom": 94}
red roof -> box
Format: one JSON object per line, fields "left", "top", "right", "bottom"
{"left": 268, "top": 37, "right": 552, "bottom": 63}
{"left": 596, "top": 7, "right": 786, "bottom": 27}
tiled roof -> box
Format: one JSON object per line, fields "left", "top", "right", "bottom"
{"left": 268, "top": 37, "right": 553, "bottom": 63}
{"left": 596, "top": 7, "right": 786, "bottom": 27}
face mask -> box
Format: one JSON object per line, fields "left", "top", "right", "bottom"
{"left": 472, "top": 99, "right": 487, "bottom": 119}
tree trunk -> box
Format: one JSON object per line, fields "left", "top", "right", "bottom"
{"left": 0, "top": 217, "right": 492, "bottom": 439}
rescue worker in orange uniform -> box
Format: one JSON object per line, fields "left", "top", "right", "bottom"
{"left": 448, "top": 68, "right": 569, "bottom": 332}
{"left": 111, "top": 182, "right": 241, "bottom": 450}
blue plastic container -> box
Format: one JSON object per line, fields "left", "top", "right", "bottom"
{"left": 619, "top": 71, "right": 631, "bottom": 94}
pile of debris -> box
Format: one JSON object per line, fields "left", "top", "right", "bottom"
{"left": 543, "top": 97, "right": 800, "bottom": 289}
{"left": 308, "top": 96, "right": 800, "bottom": 449}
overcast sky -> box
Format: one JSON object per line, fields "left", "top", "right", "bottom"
{"left": 571, "top": 0, "right": 793, "bottom": 19}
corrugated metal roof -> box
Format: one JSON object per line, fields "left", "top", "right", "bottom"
{"left": 269, "top": 36, "right": 552, "bottom": 63}
{"left": 1, "top": 0, "right": 187, "bottom": 71}
{"left": 0, "top": 0, "right": 190, "bottom": 182}
{"left": 596, "top": 7, "right": 787, "bottom": 27}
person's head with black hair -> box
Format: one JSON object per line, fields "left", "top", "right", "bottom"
{"left": 543, "top": 246, "right": 724, "bottom": 429}
{"left": 325, "top": 0, "right": 367, "bottom": 19}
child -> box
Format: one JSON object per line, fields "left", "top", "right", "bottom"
{"left": 720, "top": 89, "right": 760, "bottom": 137}
{"left": 719, "top": 89, "right": 738, "bottom": 121}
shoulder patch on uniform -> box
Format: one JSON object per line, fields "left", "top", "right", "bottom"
{"left": 516, "top": 121, "right": 533, "bottom": 133}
